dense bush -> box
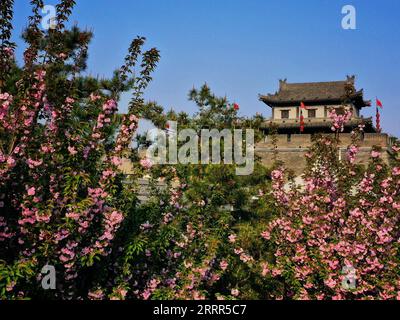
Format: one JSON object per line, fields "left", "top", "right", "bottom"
{"left": 1, "top": 1, "right": 399, "bottom": 300}
{"left": 257, "top": 134, "right": 400, "bottom": 300}
{"left": 0, "top": 0, "right": 161, "bottom": 299}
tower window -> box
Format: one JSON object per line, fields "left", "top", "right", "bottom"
{"left": 308, "top": 109, "right": 316, "bottom": 118}
{"left": 281, "top": 110, "right": 289, "bottom": 119}
{"left": 287, "top": 133, "right": 292, "bottom": 142}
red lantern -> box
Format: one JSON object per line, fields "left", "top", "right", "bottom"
{"left": 376, "top": 108, "right": 381, "bottom": 133}
{"left": 300, "top": 111, "right": 305, "bottom": 133}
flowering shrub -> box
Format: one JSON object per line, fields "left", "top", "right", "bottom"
{"left": 328, "top": 108, "right": 353, "bottom": 133}
{"left": 0, "top": 0, "right": 159, "bottom": 299}
{"left": 258, "top": 134, "right": 400, "bottom": 299}
{"left": 85, "top": 85, "right": 269, "bottom": 300}
{"left": 1, "top": 0, "right": 399, "bottom": 301}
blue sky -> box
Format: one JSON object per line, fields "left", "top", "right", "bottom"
{"left": 12, "top": 0, "right": 400, "bottom": 137}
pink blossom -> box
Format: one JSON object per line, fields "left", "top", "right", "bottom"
{"left": 6, "top": 157, "right": 15, "bottom": 167}
{"left": 271, "top": 169, "right": 283, "bottom": 180}
{"left": 115, "top": 287, "right": 128, "bottom": 299}
{"left": 111, "top": 156, "right": 122, "bottom": 166}
{"left": 261, "top": 262, "right": 270, "bottom": 276}
{"left": 261, "top": 230, "right": 271, "bottom": 240}
{"left": 347, "top": 145, "right": 359, "bottom": 164}
{"left": 65, "top": 97, "right": 75, "bottom": 104}
{"left": 66, "top": 212, "right": 80, "bottom": 220}
{"left": 371, "top": 151, "right": 381, "bottom": 158}
{"left": 324, "top": 277, "right": 337, "bottom": 289}
{"left": 392, "top": 167, "right": 400, "bottom": 176}
{"left": 140, "top": 158, "right": 153, "bottom": 169}
{"left": 3, "top": 47, "right": 14, "bottom": 57}
{"left": 90, "top": 93, "right": 101, "bottom": 102}
{"left": 240, "top": 253, "right": 253, "bottom": 263}
{"left": 328, "top": 108, "right": 352, "bottom": 132}
{"left": 27, "top": 187, "right": 36, "bottom": 196}
{"left": 219, "top": 260, "right": 228, "bottom": 271}
{"left": 68, "top": 146, "right": 78, "bottom": 155}
{"left": 140, "top": 221, "right": 153, "bottom": 230}
{"left": 231, "top": 289, "right": 239, "bottom": 297}
{"left": 228, "top": 234, "right": 237, "bottom": 243}
{"left": 142, "top": 289, "right": 151, "bottom": 300}
{"left": 392, "top": 145, "right": 400, "bottom": 152}
{"left": 88, "top": 289, "right": 104, "bottom": 300}
{"left": 27, "top": 158, "right": 43, "bottom": 168}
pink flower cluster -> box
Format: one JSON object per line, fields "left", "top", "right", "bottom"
{"left": 141, "top": 278, "right": 160, "bottom": 300}
{"left": 88, "top": 288, "right": 105, "bottom": 300}
{"left": 93, "top": 99, "right": 117, "bottom": 135}
{"left": 100, "top": 210, "right": 124, "bottom": 243}
{"left": 271, "top": 169, "right": 289, "bottom": 204}
{"left": 2, "top": 47, "right": 14, "bottom": 58}
{"left": 0, "top": 216, "right": 14, "bottom": 241}
{"left": 114, "top": 114, "right": 139, "bottom": 155}
{"left": 346, "top": 145, "right": 359, "bottom": 164}
{"left": 259, "top": 142, "right": 400, "bottom": 300}
{"left": 328, "top": 108, "right": 352, "bottom": 132}
{"left": 0, "top": 92, "right": 12, "bottom": 128}
{"left": 140, "top": 158, "right": 153, "bottom": 170}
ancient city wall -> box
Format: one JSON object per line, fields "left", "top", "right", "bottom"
{"left": 260, "top": 133, "right": 389, "bottom": 148}
{"left": 118, "top": 133, "right": 391, "bottom": 177}
{"left": 256, "top": 133, "right": 390, "bottom": 175}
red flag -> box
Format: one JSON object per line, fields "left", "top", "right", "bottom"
{"left": 300, "top": 102, "right": 307, "bottom": 110}
{"left": 376, "top": 98, "right": 383, "bottom": 108}
{"left": 376, "top": 107, "right": 381, "bottom": 133}
{"left": 233, "top": 103, "right": 239, "bottom": 111}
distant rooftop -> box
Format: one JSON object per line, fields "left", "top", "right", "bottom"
{"left": 259, "top": 75, "right": 371, "bottom": 108}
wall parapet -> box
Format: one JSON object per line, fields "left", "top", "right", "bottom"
{"left": 261, "top": 133, "right": 389, "bottom": 149}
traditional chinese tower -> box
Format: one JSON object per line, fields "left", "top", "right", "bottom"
{"left": 256, "top": 76, "right": 391, "bottom": 175}
{"left": 259, "top": 76, "right": 374, "bottom": 133}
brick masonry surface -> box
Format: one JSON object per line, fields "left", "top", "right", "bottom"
{"left": 255, "top": 133, "right": 391, "bottom": 176}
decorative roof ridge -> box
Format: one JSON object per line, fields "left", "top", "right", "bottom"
{"left": 259, "top": 76, "right": 368, "bottom": 108}
{"left": 280, "top": 79, "right": 348, "bottom": 87}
